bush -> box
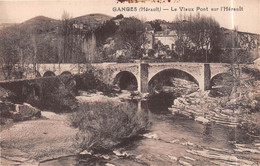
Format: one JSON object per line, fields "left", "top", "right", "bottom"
{"left": 69, "top": 101, "right": 148, "bottom": 152}
{"left": 221, "top": 67, "right": 260, "bottom": 112}
{"left": 32, "top": 76, "right": 77, "bottom": 112}
{"left": 75, "top": 71, "right": 115, "bottom": 94}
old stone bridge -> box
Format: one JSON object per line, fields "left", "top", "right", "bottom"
{"left": 1, "top": 62, "right": 233, "bottom": 93}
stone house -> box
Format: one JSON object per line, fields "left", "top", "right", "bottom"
{"left": 154, "top": 30, "right": 178, "bottom": 50}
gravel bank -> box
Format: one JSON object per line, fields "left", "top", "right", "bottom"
{"left": 0, "top": 111, "right": 79, "bottom": 165}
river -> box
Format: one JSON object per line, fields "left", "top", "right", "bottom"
{"left": 40, "top": 92, "right": 260, "bottom": 166}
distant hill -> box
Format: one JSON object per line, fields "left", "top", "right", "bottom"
{"left": 14, "top": 14, "right": 113, "bottom": 33}
{"left": 23, "top": 16, "right": 59, "bottom": 24}
{"left": 0, "top": 23, "right": 16, "bottom": 30}
{"left": 19, "top": 16, "right": 60, "bottom": 33}
{"left": 72, "top": 13, "right": 112, "bottom": 29}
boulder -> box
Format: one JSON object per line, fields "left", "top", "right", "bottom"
{"left": 174, "top": 98, "right": 186, "bottom": 107}
{"left": 143, "top": 133, "right": 160, "bottom": 140}
{"left": 221, "top": 109, "right": 234, "bottom": 115}
{"left": 12, "top": 103, "right": 41, "bottom": 121}
{"left": 113, "top": 150, "right": 128, "bottom": 157}
{"left": 169, "top": 107, "right": 179, "bottom": 114}
{"left": 167, "top": 155, "right": 178, "bottom": 161}
{"left": 1, "top": 102, "right": 41, "bottom": 124}
{"left": 0, "top": 86, "right": 13, "bottom": 100}
{"left": 80, "top": 150, "right": 92, "bottom": 156}
{"left": 0, "top": 101, "right": 16, "bottom": 118}
{"left": 195, "top": 116, "right": 209, "bottom": 124}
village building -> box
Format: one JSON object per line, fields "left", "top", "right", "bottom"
{"left": 154, "top": 30, "right": 178, "bottom": 50}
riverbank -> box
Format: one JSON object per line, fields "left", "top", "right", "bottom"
{"left": 1, "top": 67, "right": 259, "bottom": 165}
{"left": 0, "top": 111, "right": 79, "bottom": 165}
{"left": 170, "top": 89, "right": 260, "bottom": 136}
{"left": 40, "top": 93, "right": 260, "bottom": 166}
{"left": 169, "top": 67, "right": 260, "bottom": 137}
{"left": 0, "top": 91, "right": 143, "bottom": 165}
{"left": 1, "top": 90, "right": 260, "bottom": 165}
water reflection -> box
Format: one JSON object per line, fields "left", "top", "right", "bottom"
{"left": 202, "top": 124, "right": 214, "bottom": 143}
{"left": 147, "top": 92, "right": 175, "bottom": 114}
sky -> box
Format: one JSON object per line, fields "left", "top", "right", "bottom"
{"left": 0, "top": 0, "right": 259, "bottom": 34}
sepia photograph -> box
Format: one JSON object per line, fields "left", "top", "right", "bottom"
{"left": 0, "top": 0, "right": 259, "bottom": 165}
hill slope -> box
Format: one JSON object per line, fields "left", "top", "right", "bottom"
{"left": 0, "top": 23, "right": 16, "bottom": 30}
{"left": 72, "top": 13, "right": 112, "bottom": 29}
{"left": 19, "top": 16, "right": 60, "bottom": 33}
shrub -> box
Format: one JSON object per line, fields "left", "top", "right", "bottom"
{"left": 222, "top": 67, "right": 260, "bottom": 112}
{"left": 69, "top": 101, "right": 148, "bottom": 152}
{"left": 75, "top": 72, "right": 115, "bottom": 94}
{"left": 32, "top": 75, "right": 78, "bottom": 112}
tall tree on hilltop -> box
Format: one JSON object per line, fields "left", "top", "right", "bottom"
{"left": 83, "top": 31, "right": 97, "bottom": 63}
{"left": 61, "top": 11, "right": 71, "bottom": 63}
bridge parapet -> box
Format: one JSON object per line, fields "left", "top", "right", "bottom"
{"left": 36, "top": 63, "right": 87, "bottom": 76}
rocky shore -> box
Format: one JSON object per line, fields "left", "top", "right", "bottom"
{"left": 169, "top": 89, "right": 260, "bottom": 136}
{"left": 0, "top": 101, "right": 41, "bottom": 126}
{"left": 0, "top": 111, "right": 79, "bottom": 165}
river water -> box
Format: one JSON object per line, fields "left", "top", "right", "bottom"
{"left": 40, "top": 92, "right": 260, "bottom": 166}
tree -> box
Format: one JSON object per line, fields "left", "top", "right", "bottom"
{"left": 0, "top": 26, "right": 34, "bottom": 79}
{"left": 35, "top": 34, "right": 60, "bottom": 63}
{"left": 173, "top": 13, "right": 221, "bottom": 62}
{"left": 61, "top": 11, "right": 72, "bottom": 63}
{"left": 60, "top": 11, "right": 89, "bottom": 63}
{"left": 92, "top": 20, "right": 118, "bottom": 62}
{"left": 116, "top": 17, "right": 147, "bottom": 59}
{"left": 83, "top": 32, "right": 97, "bottom": 63}
{"left": 112, "top": 14, "right": 124, "bottom": 20}
{"left": 148, "top": 20, "right": 162, "bottom": 32}
{"left": 91, "top": 17, "right": 147, "bottom": 61}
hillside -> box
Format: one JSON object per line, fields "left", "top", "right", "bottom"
{"left": 1, "top": 13, "right": 258, "bottom": 64}
{"left": 0, "top": 14, "right": 114, "bottom": 64}
{"left": 19, "top": 16, "right": 60, "bottom": 33}
{"left": 0, "top": 23, "right": 16, "bottom": 30}
{"left": 72, "top": 13, "right": 112, "bottom": 29}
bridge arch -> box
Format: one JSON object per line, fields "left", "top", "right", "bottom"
{"left": 60, "top": 71, "right": 72, "bottom": 76}
{"left": 210, "top": 72, "right": 235, "bottom": 87}
{"left": 43, "top": 71, "right": 56, "bottom": 77}
{"left": 148, "top": 68, "right": 199, "bottom": 86}
{"left": 210, "top": 72, "right": 235, "bottom": 96}
{"left": 114, "top": 71, "right": 138, "bottom": 91}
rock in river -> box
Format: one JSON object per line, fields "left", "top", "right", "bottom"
{"left": 195, "top": 116, "right": 209, "bottom": 124}
{"left": 12, "top": 103, "right": 41, "bottom": 121}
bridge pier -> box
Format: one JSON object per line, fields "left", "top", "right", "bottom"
{"left": 138, "top": 63, "right": 149, "bottom": 93}
{"left": 199, "top": 64, "right": 211, "bottom": 91}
